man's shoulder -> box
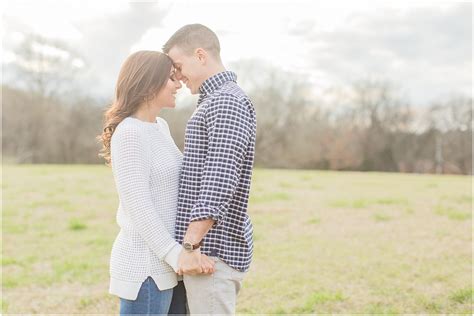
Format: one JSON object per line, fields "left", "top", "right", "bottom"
{"left": 209, "top": 82, "right": 251, "bottom": 107}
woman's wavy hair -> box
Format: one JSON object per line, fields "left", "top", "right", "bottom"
{"left": 97, "top": 50, "right": 173, "bottom": 165}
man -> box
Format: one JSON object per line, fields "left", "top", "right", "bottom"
{"left": 163, "top": 24, "right": 257, "bottom": 314}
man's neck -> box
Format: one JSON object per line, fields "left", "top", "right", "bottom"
{"left": 203, "top": 64, "right": 226, "bottom": 83}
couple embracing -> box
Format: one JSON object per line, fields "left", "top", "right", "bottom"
{"left": 98, "top": 24, "right": 256, "bottom": 315}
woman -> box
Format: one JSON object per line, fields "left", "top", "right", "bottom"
{"left": 98, "top": 51, "right": 214, "bottom": 314}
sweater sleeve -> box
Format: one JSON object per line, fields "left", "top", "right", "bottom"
{"left": 111, "top": 125, "right": 180, "bottom": 264}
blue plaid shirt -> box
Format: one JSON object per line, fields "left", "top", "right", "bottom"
{"left": 175, "top": 71, "right": 256, "bottom": 272}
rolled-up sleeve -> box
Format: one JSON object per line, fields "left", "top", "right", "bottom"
{"left": 189, "top": 94, "right": 251, "bottom": 227}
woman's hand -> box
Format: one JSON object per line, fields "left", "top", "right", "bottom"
{"left": 178, "top": 249, "right": 202, "bottom": 275}
{"left": 177, "top": 251, "right": 215, "bottom": 275}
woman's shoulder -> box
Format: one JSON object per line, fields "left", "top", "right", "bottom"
{"left": 156, "top": 117, "right": 171, "bottom": 135}
{"left": 116, "top": 117, "right": 143, "bottom": 131}
{"left": 112, "top": 118, "right": 148, "bottom": 143}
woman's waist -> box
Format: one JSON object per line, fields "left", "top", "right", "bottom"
{"left": 110, "top": 235, "right": 175, "bottom": 270}
{"left": 116, "top": 208, "right": 177, "bottom": 231}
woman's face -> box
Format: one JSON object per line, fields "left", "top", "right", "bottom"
{"left": 152, "top": 68, "right": 182, "bottom": 109}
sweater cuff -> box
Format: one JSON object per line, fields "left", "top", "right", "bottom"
{"left": 164, "top": 243, "right": 183, "bottom": 273}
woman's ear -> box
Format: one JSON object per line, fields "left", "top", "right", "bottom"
{"left": 145, "top": 90, "right": 157, "bottom": 104}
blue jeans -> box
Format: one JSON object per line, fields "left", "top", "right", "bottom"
{"left": 120, "top": 277, "right": 175, "bottom": 315}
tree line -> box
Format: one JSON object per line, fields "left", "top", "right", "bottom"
{"left": 2, "top": 35, "right": 472, "bottom": 174}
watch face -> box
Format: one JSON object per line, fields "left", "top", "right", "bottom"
{"left": 183, "top": 242, "right": 193, "bottom": 251}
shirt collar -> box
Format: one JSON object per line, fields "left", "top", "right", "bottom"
{"left": 199, "top": 71, "right": 237, "bottom": 97}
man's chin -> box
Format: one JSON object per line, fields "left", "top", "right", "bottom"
{"left": 185, "top": 83, "right": 200, "bottom": 95}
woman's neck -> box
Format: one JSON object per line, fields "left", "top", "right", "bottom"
{"left": 132, "top": 104, "right": 159, "bottom": 123}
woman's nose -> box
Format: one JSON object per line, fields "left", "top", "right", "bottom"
{"left": 175, "top": 80, "right": 182, "bottom": 89}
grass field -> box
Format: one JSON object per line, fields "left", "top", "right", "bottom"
{"left": 2, "top": 164, "right": 472, "bottom": 314}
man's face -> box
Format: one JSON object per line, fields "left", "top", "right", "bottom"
{"left": 168, "top": 46, "right": 205, "bottom": 95}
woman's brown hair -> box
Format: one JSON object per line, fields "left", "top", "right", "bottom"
{"left": 97, "top": 50, "right": 173, "bottom": 165}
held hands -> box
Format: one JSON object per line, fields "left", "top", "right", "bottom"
{"left": 177, "top": 249, "right": 215, "bottom": 276}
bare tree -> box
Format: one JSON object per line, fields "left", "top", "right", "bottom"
{"left": 428, "top": 96, "right": 472, "bottom": 174}
{"left": 7, "top": 34, "right": 85, "bottom": 100}
{"left": 348, "top": 80, "right": 413, "bottom": 171}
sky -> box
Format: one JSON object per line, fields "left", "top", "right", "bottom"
{"left": 2, "top": 0, "right": 472, "bottom": 106}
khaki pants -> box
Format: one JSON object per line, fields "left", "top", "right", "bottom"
{"left": 183, "top": 258, "right": 246, "bottom": 315}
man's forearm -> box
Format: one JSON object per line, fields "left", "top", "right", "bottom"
{"left": 184, "top": 219, "right": 215, "bottom": 244}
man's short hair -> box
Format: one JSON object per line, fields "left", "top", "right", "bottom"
{"left": 163, "top": 24, "right": 221, "bottom": 59}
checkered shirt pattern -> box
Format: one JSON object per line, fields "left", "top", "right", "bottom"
{"left": 175, "top": 71, "right": 256, "bottom": 272}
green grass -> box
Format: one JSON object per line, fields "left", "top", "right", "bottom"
{"left": 365, "top": 302, "right": 400, "bottom": 314}
{"left": 329, "top": 198, "right": 371, "bottom": 208}
{"left": 373, "top": 213, "right": 392, "bottom": 222}
{"left": 2, "top": 165, "right": 472, "bottom": 313}
{"left": 450, "top": 288, "right": 473, "bottom": 304}
{"left": 375, "top": 197, "right": 409, "bottom": 205}
{"left": 297, "top": 290, "right": 345, "bottom": 313}
{"left": 329, "top": 197, "right": 409, "bottom": 209}
{"left": 69, "top": 219, "right": 87, "bottom": 231}
{"left": 249, "top": 191, "right": 291, "bottom": 204}
{"left": 307, "top": 216, "right": 321, "bottom": 225}
{"left": 435, "top": 204, "right": 471, "bottom": 221}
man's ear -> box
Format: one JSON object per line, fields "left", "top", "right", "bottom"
{"left": 195, "top": 48, "right": 207, "bottom": 64}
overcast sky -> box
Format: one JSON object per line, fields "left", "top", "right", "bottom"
{"left": 2, "top": 0, "right": 472, "bottom": 106}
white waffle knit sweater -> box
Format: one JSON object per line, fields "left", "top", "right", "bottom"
{"left": 109, "top": 116, "right": 183, "bottom": 300}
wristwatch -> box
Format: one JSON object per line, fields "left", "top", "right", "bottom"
{"left": 183, "top": 240, "right": 203, "bottom": 252}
